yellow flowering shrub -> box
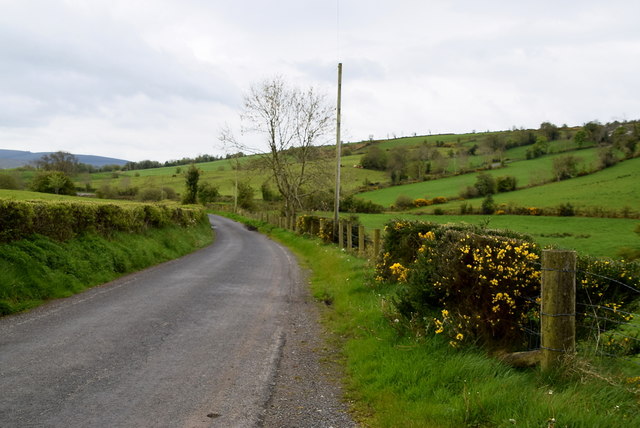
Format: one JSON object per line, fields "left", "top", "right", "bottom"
{"left": 377, "top": 220, "right": 542, "bottom": 349}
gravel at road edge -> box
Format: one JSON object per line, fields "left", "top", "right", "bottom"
{"left": 260, "top": 271, "right": 358, "bottom": 428}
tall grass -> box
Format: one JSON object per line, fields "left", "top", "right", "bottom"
{"left": 225, "top": 213, "right": 640, "bottom": 427}
{"left": 0, "top": 221, "right": 213, "bottom": 315}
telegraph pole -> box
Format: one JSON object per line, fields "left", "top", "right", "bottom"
{"left": 333, "top": 63, "right": 343, "bottom": 232}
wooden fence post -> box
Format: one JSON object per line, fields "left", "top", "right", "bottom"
{"left": 358, "top": 225, "right": 365, "bottom": 256}
{"left": 373, "top": 228, "right": 381, "bottom": 259}
{"left": 541, "top": 249, "right": 577, "bottom": 371}
{"left": 346, "top": 221, "right": 353, "bottom": 252}
{"left": 338, "top": 220, "right": 344, "bottom": 248}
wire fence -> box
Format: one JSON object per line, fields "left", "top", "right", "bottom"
{"left": 518, "top": 258, "right": 640, "bottom": 372}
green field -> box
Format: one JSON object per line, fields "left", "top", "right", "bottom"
{"left": 356, "top": 155, "right": 638, "bottom": 215}
{"left": 350, "top": 213, "right": 639, "bottom": 259}
{"left": 356, "top": 148, "right": 603, "bottom": 207}
{"left": 79, "top": 156, "right": 387, "bottom": 199}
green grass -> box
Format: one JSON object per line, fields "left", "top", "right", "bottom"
{"left": 77, "top": 155, "right": 387, "bottom": 200}
{"left": 420, "top": 157, "right": 640, "bottom": 215}
{"left": 358, "top": 155, "right": 640, "bottom": 210}
{"left": 0, "top": 221, "right": 213, "bottom": 315}
{"left": 224, "top": 213, "right": 640, "bottom": 427}
{"left": 348, "top": 213, "right": 639, "bottom": 259}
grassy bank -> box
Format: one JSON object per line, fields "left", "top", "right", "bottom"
{"left": 222, "top": 213, "right": 640, "bottom": 427}
{"left": 0, "top": 221, "right": 213, "bottom": 315}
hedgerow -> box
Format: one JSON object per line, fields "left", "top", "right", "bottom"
{"left": 0, "top": 199, "right": 207, "bottom": 243}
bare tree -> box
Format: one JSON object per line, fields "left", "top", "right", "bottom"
{"left": 240, "top": 77, "right": 333, "bottom": 219}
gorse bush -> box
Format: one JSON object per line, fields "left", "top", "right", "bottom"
{"left": 376, "top": 219, "right": 640, "bottom": 353}
{"left": 377, "top": 220, "right": 540, "bottom": 350}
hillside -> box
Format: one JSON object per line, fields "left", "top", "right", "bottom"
{"left": 0, "top": 149, "right": 129, "bottom": 169}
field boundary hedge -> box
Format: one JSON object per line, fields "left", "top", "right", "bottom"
{"left": 0, "top": 199, "right": 207, "bottom": 242}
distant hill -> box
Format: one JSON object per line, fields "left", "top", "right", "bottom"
{"left": 0, "top": 149, "right": 129, "bottom": 169}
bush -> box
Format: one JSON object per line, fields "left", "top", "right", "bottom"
{"left": 237, "top": 181, "right": 255, "bottom": 211}
{"left": 0, "top": 174, "right": 20, "bottom": 190}
{"left": 474, "top": 172, "right": 496, "bottom": 196}
{"left": 260, "top": 182, "right": 280, "bottom": 202}
{"left": 138, "top": 188, "right": 163, "bottom": 202}
{"left": 413, "top": 198, "right": 432, "bottom": 207}
{"left": 557, "top": 202, "right": 576, "bottom": 216}
{"left": 197, "top": 182, "right": 219, "bottom": 204}
{"left": 496, "top": 175, "right": 517, "bottom": 192}
{"left": 30, "top": 171, "right": 76, "bottom": 195}
{"left": 376, "top": 221, "right": 540, "bottom": 349}
{"left": 481, "top": 194, "right": 496, "bottom": 214}
{"left": 431, "top": 196, "right": 448, "bottom": 205}
{"left": 341, "top": 195, "right": 384, "bottom": 213}
{"left": 394, "top": 194, "right": 414, "bottom": 210}
{"left": 360, "top": 146, "right": 388, "bottom": 171}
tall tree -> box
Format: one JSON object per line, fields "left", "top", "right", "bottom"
{"left": 35, "top": 151, "right": 79, "bottom": 174}
{"left": 241, "top": 77, "right": 333, "bottom": 219}
{"left": 182, "top": 164, "right": 200, "bottom": 204}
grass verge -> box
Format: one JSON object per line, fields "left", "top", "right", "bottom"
{"left": 221, "top": 212, "right": 640, "bottom": 428}
{"left": 0, "top": 221, "right": 213, "bottom": 315}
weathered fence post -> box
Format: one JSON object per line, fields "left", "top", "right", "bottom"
{"left": 541, "top": 249, "right": 577, "bottom": 371}
{"left": 373, "top": 228, "right": 381, "bottom": 259}
{"left": 346, "top": 221, "right": 353, "bottom": 252}
{"left": 319, "top": 218, "right": 326, "bottom": 240}
{"left": 338, "top": 220, "right": 344, "bottom": 248}
{"left": 358, "top": 225, "right": 365, "bottom": 256}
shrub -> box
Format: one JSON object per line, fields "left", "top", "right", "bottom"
{"left": 394, "top": 194, "right": 414, "bottom": 211}
{"left": 197, "top": 182, "right": 219, "bottom": 204}
{"left": 474, "top": 172, "right": 496, "bottom": 196}
{"left": 377, "top": 221, "right": 540, "bottom": 349}
{"left": 552, "top": 154, "right": 582, "bottom": 181}
{"left": 0, "top": 174, "right": 20, "bottom": 190}
{"left": 260, "top": 182, "right": 279, "bottom": 202}
{"left": 360, "top": 146, "right": 388, "bottom": 171}
{"left": 237, "top": 181, "right": 255, "bottom": 211}
{"left": 431, "top": 196, "right": 448, "bottom": 205}
{"left": 30, "top": 171, "right": 76, "bottom": 195}
{"left": 496, "top": 175, "right": 517, "bottom": 192}
{"left": 341, "top": 195, "right": 384, "bottom": 213}
{"left": 413, "top": 198, "right": 431, "bottom": 207}
{"left": 182, "top": 164, "right": 200, "bottom": 204}
{"left": 138, "top": 188, "right": 163, "bottom": 202}
{"left": 557, "top": 202, "right": 576, "bottom": 216}
{"left": 481, "top": 194, "right": 496, "bottom": 214}
{"left": 459, "top": 202, "right": 473, "bottom": 215}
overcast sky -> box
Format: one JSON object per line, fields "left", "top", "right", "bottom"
{"left": 1, "top": 0, "right": 639, "bottom": 162}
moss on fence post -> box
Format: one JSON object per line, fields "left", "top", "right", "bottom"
{"left": 541, "top": 249, "right": 577, "bottom": 371}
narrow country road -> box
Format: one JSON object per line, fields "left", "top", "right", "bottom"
{"left": 0, "top": 215, "right": 306, "bottom": 427}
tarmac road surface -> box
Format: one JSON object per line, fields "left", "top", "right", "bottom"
{"left": 0, "top": 215, "right": 299, "bottom": 427}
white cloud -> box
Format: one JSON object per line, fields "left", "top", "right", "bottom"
{"left": 0, "top": 0, "right": 639, "bottom": 162}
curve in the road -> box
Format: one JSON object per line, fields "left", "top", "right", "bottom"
{"left": 0, "top": 215, "right": 299, "bottom": 427}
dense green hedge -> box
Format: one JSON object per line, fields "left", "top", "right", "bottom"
{"left": 0, "top": 221, "right": 213, "bottom": 315}
{"left": 0, "top": 199, "right": 207, "bottom": 243}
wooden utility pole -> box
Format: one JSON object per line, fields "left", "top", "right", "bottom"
{"left": 333, "top": 63, "right": 343, "bottom": 234}
{"left": 540, "top": 249, "right": 577, "bottom": 371}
